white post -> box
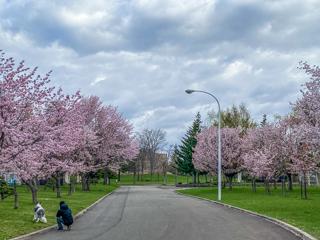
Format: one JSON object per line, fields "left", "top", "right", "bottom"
{"left": 217, "top": 106, "right": 222, "bottom": 201}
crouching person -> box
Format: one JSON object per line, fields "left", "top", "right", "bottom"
{"left": 56, "top": 201, "right": 73, "bottom": 231}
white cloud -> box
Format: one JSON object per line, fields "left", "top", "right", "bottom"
{"left": 0, "top": 0, "right": 319, "bottom": 144}
{"left": 222, "top": 61, "right": 253, "bottom": 79}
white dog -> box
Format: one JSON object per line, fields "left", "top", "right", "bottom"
{"left": 33, "top": 202, "right": 47, "bottom": 223}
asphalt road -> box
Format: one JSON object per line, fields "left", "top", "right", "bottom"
{"left": 27, "top": 186, "right": 300, "bottom": 240}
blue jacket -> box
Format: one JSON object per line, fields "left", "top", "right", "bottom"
{"left": 56, "top": 203, "right": 73, "bottom": 226}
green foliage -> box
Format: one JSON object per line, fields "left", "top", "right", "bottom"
{"left": 178, "top": 186, "right": 320, "bottom": 239}
{"left": 175, "top": 112, "right": 201, "bottom": 177}
{"left": 170, "top": 145, "right": 179, "bottom": 169}
{"left": 0, "top": 177, "right": 13, "bottom": 200}
{"left": 208, "top": 104, "right": 256, "bottom": 132}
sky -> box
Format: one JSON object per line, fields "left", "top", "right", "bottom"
{"left": 1, "top": 0, "right": 320, "bottom": 144}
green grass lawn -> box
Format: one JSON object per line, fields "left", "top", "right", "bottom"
{"left": 177, "top": 186, "right": 320, "bottom": 239}
{"left": 0, "top": 183, "right": 118, "bottom": 240}
{"left": 113, "top": 173, "right": 211, "bottom": 185}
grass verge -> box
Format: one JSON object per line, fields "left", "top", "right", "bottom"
{"left": 177, "top": 186, "right": 320, "bottom": 239}
{"left": 0, "top": 183, "right": 118, "bottom": 240}
{"left": 113, "top": 173, "right": 212, "bottom": 185}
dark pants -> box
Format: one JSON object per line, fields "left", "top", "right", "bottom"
{"left": 57, "top": 217, "right": 64, "bottom": 230}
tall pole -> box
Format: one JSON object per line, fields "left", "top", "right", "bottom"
{"left": 217, "top": 103, "right": 221, "bottom": 201}
{"left": 185, "top": 89, "right": 222, "bottom": 201}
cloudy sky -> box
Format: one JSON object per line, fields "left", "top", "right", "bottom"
{"left": 1, "top": 0, "right": 320, "bottom": 143}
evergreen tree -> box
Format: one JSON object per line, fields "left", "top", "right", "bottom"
{"left": 175, "top": 112, "right": 201, "bottom": 183}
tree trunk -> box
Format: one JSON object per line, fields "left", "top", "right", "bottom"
{"left": 118, "top": 169, "right": 121, "bottom": 182}
{"left": 300, "top": 176, "right": 303, "bottom": 199}
{"left": 68, "top": 182, "right": 72, "bottom": 196}
{"left": 288, "top": 173, "right": 293, "bottom": 191}
{"left": 133, "top": 162, "right": 137, "bottom": 184}
{"left": 26, "top": 179, "right": 38, "bottom": 204}
{"left": 31, "top": 187, "right": 38, "bottom": 204}
{"left": 68, "top": 175, "right": 74, "bottom": 196}
{"left": 265, "top": 180, "right": 270, "bottom": 194}
{"left": 104, "top": 168, "right": 108, "bottom": 185}
{"left": 106, "top": 175, "right": 110, "bottom": 185}
{"left": 303, "top": 172, "right": 308, "bottom": 199}
{"left": 197, "top": 172, "right": 200, "bottom": 184}
{"left": 192, "top": 173, "right": 196, "bottom": 184}
{"left": 56, "top": 176, "right": 61, "bottom": 198}
{"left": 81, "top": 173, "right": 90, "bottom": 191}
{"left": 81, "top": 175, "right": 86, "bottom": 191}
{"left": 227, "top": 176, "right": 233, "bottom": 190}
{"left": 307, "top": 173, "right": 311, "bottom": 186}
{"left": 150, "top": 153, "right": 154, "bottom": 182}
{"left": 140, "top": 158, "right": 144, "bottom": 182}
{"left": 133, "top": 166, "right": 136, "bottom": 185}
{"left": 86, "top": 176, "right": 90, "bottom": 191}
{"left": 13, "top": 180, "right": 18, "bottom": 209}
{"left": 315, "top": 172, "right": 319, "bottom": 186}
{"left": 175, "top": 169, "right": 177, "bottom": 185}
{"left": 252, "top": 178, "right": 256, "bottom": 192}
{"left": 205, "top": 174, "right": 208, "bottom": 183}
{"left": 141, "top": 160, "right": 144, "bottom": 181}
{"left": 72, "top": 176, "right": 76, "bottom": 193}
{"left": 281, "top": 175, "right": 286, "bottom": 196}
{"left": 157, "top": 172, "right": 160, "bottom": 183}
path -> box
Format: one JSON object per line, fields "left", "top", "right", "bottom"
{"left": 27, "top": 186, "right": 300, "bottom": 240}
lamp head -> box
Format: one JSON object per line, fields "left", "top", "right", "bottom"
{"left": 185, "top": 89, "right": 194, "bottom": 94}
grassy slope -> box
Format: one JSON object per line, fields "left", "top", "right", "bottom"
{"left": 0, "top": 183, "right": 118, "bottom": 240}
{"left": 177, "top": 186, "right": 320, "bottom": 239}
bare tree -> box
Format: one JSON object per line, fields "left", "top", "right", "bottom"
{"left": 138, "top": 149, "right": 147, "bottom": 181}
{"left": 161, "top": 144, "right": 174, "bottom": 185}
{"left": 138, "top": 129, "right": 166, "bottom": 181}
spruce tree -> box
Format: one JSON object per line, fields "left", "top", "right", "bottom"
{"left": 175, "top": 112, "right": 201, "bottom": 183}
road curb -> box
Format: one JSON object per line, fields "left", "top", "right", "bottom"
{"left": 10, "top": 188, "right": 118, "bottom": 240}
{"left": 175, "top": 191, "right": 317, "bottom": 240}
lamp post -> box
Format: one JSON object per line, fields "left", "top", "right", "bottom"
{"left": 185, "top": 89, "right": 222, "bottom": 201}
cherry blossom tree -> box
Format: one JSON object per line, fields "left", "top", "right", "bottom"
{"left": 243, "top": 125, "right": 280, "bottom": 193}
{"left": 40, "top": 90, "right": 87, "bottom": 198}
{"left": 0, "top": 51, "right": 54, "bottom": 206}
{"left": 193, "top": 127, "right": 244, "bottom": 189}
{"left": 294, "top": 62, "right": 320, "bottom": 127}
{"left": 291, "top": 63, "right": 320, "bottom": 197}
{"left": 76, "top": 96, "right": 139, "bottom": 190}
{"left": 242, "top": 121, "right": 295, "bottom": 193}
{"left": 288, "top": 124, "right": 319, "bottom": 198}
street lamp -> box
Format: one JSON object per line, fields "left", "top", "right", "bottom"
{"left": 185, "top": 89, "right": 222, "bottom": 201}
